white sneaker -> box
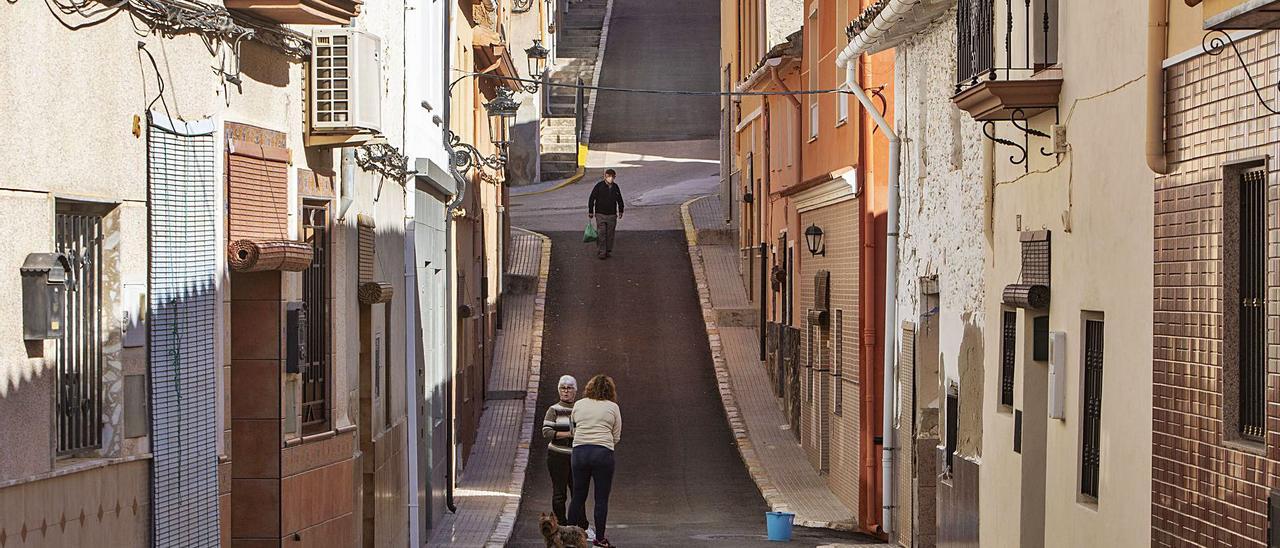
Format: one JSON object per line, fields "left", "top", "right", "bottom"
{"left": 586, "top": 528, "right": 596, "bottom": 542}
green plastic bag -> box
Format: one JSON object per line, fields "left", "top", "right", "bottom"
{"left": 583, "top": 221, "right": 598, "bottom": 243}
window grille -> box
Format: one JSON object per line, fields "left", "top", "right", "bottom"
{"left": 834, "top": 310, "right": 843, "bottom": 415}
{"left": 1081, "top": 318, "right": 1104, "bottom": 499}
{"left": 1240, "top": 169, "right": 1267, "bottom": 442}
{"left": 301, "top": 202, "right": 331, "bottom": 433}
{"left": 1000, "top": 310, "right": 1016, "bottom": 407}
{"left": 945, "top": 391, "right": 958, "bottom": 472}
{"left": 55, "top": 211, "right": 104, "bottom": 454}
{"left": 807, "top": 320, "right": 815, "bottom": 402}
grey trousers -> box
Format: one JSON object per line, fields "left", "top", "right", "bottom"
{"left": 595, "top": 214, "right": 617, "bottom": 254}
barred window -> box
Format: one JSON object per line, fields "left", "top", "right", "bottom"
{"left": 807, "top": 320, "right": 815, "bottom": 402}
{"left": 1081, "top": 318, "right": 1104, "bottom": 499}
{"left": 55, "top": 208, "right": 104, "bottom": 454}
{"left": 1238, "top": 169, "right": 1267, "bottom": 442}
{"left": 1000, "top": 310, "right": 1016, "bottom": 407}
{"left": 833, "top": 310, "right": 843, "bottom": 416}
{"left": 301, "top": 202, "right": 331, "bottom": 433}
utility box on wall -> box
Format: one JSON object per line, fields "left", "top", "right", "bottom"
{"left": 1048, "top": 330, "right": 1066, "bottom": 420}
{"left": 21, "top": 253, "right": 71, "bottom": 340}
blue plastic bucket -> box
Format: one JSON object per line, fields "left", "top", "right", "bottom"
{"left": 765, "top": 511, "right": 795, "bottom": 541}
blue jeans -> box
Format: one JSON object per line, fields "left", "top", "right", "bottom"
{"left": 567, "top": 445, "right": 615, "bottom": 539}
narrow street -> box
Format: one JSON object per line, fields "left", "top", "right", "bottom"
{"left": 508, "top": 0, "right": 872, "bottom": 543}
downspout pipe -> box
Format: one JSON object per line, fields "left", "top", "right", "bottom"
{"left": 443, "top": 0, "right": 464, "bottom": 514}
{"left": 1147, "top": 0, "right": 1171, "bottom": 175}
{"left": 839, "top": 57, "right": 900, "bottom": 537}
{"left": 339, "top": 148, "right": 357, "bottom": 221}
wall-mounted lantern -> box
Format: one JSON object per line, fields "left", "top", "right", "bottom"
{"left": 804, "top": 223, "right": 826, "bottom": 257}
{"left": 525, "top": 39, "right": 549, "bottom": 80}
{"left": 485, "top": 88, "right": 521, "bottom": 149}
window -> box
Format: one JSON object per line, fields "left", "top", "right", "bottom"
{"left": 945, "top": 389, "right": 958, "bottom": 473}
{"left": 55, "top": 209, "right": 104, "bottom": 454}
{"left": 807, "top": 320, "right": 815, "bottom": 402}
{"left": 808, "top": 4, "right": 819, "bottom": 140}
{"left": 833, "top": 309, "right": 843, "bottom": 415}
{"left": 1000, "top": 310, "right": 1016, "bottom": 407}
{"left": 1239, "top": 169, "right": 1267, "bottom": 442}
{"left": 835, "top": 0, "right": 849, "bottom": 125}
{"left": 1080, "top": 318, "right": 1104, "bottom": 499}
{"left": 809, "top": 102, "right": 820, "bottom": 141}
{"left": 301, "top": 202, "right": 331, "bottom": 433}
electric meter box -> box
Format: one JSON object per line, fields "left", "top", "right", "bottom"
{"left": 21, "top": 253, "right": 71, "bottom": 341}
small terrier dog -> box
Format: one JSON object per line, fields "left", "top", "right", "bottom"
{"left": 539, "top": 513, "right": 590, "bottom": 548}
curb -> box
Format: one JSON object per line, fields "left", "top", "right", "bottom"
{"left": 486, "top": 228, "right": 553, "bottom": 547}
{"left": 580, "top": 0, "right": 613, "bottom": 144}
{"left": 510, "top": 166, "right": 586, "bottom": 197}
{"left": 680, "top": 196, "right": 858, "bottom": 533}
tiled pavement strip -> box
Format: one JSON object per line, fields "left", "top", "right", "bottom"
{"left": 427, "top": 228, "right": 551, "bottom": 547}
{"left": 682, "top": 195, "right": 864, "bottom": 533}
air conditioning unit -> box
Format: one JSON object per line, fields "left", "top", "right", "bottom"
{"left": 311, "top": 29, "right": 381, "bottom": 135}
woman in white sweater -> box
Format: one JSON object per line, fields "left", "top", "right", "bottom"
{"left": 566, "top": 374, "right": 621, "bottom": 548}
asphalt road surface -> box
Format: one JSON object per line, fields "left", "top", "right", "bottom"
{"left": 507, "top": 232, "right": 871, "bottom": 547}
{"left": 588, "top": 0, "right": 720, "bottom": 143}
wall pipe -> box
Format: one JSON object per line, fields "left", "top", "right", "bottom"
{"left": 338, "top": 148, "right": 357, "bottom": 221}
{"left": 442, "top": 0, "right": 464, "bottom": 514}
{"left": 840, "top": 59, "right": 900, "bottom": 537}
{"left": 1147, "top": 0, "right": 1171, "bottom": 175}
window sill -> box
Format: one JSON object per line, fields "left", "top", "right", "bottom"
{"left": 835, "top": 118, "right": 848, "bottom": 128}
{"left": 0, "top": 454, "right": 152, "bottom": 490}
{"left": 1223, "top": 437, "right": 1268, "bottom": 458}
{"left": 1076, "top": 494, "right": 1099, "bottom": 510}
{"left": 808, "top": 136, "right": 818, "bottom": 144}
{"left": 998, "top": 404, "right": 1013, "bottom": 414}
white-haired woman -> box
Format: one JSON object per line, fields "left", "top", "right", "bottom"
{"left": 542, "top": 375, "right": 584, "bottom": 528}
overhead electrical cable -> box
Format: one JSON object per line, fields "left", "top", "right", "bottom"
{"left": 456, "top": 70, "right": 856, "bottom": 97}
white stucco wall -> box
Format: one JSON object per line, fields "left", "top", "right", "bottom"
{"left": 894, "top": 11, "right": 988, "bottom": 458}
{"left": 977, "top": 1, "right": 1154, "bottom": 546}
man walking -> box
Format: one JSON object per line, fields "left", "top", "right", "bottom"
{"left": 587, "top": 169, "right": 624, "bottom": 259}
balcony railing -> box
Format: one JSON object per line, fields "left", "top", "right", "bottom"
{"left": 955, "top": 0, "right": 1057, "bottom": 94}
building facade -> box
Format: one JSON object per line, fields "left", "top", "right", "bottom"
{"left": 1153, "top": 1, "right": 1280, "bottom": 546}
{"left": 722, "top": 0, "right": 893, "bottom": 536}
{"left": 0, "top": 0, "right": 518, "bottom": 545}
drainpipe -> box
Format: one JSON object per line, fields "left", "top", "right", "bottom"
{"left": 338, "top": 148, "right": 357, "bottom": 221}
{"left": 443, "top": 0, "right": 463, "bottom": 514}
{"left": 1147, "top": 0, "right": 1171, "bottom": 175}
{"left": 839, "top": 59, "right": 900, "bottom": 538}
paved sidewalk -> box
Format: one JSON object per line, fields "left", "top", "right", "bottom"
{"left": 427, "top": 228, "right": 551, "bottom": 547}
{"left": 681, "top": 195, "right": 864, "bottom": 533}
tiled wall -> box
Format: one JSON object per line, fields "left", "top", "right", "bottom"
{"left": 1153, "top": 30, "right": 1280, "bottom": 547}
{"left": 0, "top": 459, "right": 150, "bottom": 547}
{"left": 798, "top": 199, "right": 864, "bottom": 520}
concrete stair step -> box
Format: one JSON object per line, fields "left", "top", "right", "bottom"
{"left": 540, "top": 142, "right": 577, "bottom": 154}
{"left": 557, "top": 48, "right": 598, "bottom": 58}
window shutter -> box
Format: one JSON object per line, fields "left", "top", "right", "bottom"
{"left": 358, "top": 214, "right": 376, "bottom": 284}
{"left": 227, "top": 130, "right": 290, "bottom": 242}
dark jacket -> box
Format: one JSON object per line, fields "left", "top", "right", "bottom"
{"left": 588, "top": 181, "right": 625, "bottom": 216}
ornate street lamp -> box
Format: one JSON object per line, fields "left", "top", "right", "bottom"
{"left": 525, "top": 39, "right": 549, "bottom": 79}
{"left": 516, "top": 39, "right": 550, "bottom": 93}
{"left": 447, "top": 88, "right": 521, "bottom": 176}
{"left": 804, "top": 223, "right": 826, "bottom": 257}
{"left": 484, "top": 87, "right": 520, "bottom": 148}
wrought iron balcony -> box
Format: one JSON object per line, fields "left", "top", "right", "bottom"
{"left": 952, "top": 0, "right": 1060, "bottom": 122}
